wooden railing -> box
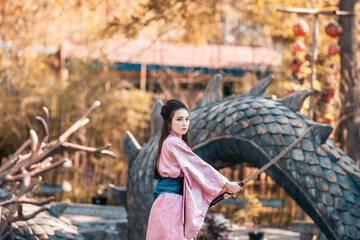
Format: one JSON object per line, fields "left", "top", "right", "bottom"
{"left": 218, "top": 163, "right": 307, "bottom": 226}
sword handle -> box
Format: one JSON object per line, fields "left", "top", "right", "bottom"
{"left": 209, "top": 181, "right": 244, "bottom": 207}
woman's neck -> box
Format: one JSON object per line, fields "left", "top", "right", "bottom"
{"left": 170, "top": 130, "right": 182, "bottom": 138}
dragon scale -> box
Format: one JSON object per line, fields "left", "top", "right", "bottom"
{"left": 124, "top": 75, "right": 360, "bottom": 240}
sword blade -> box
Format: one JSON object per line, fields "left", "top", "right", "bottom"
{"left": 210, "top": 126, "right": 312, "bottom": 207}
{"left": 241, "top": 126, "right": 312, "bottom": 185}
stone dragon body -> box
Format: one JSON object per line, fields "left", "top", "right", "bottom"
{"left": 124, "top": 75, "right": 360, "bottom": 240}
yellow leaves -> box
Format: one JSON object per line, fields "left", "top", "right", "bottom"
{"left": 52, "top": 0, "right": 63, "bottom": 10}
{"left": 233, "top": 194, "right": 264, "bottom": 226}
{"left": 255, "top": 0, "right": 264, "bottom": 9}
{"left": 38, "top": 62, "right": 47, "bottom": 70}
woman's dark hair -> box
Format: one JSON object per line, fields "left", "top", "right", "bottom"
{"left": 153, "top": 99, "right": 189, "bottom": 179}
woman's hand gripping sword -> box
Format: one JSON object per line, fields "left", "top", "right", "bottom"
{"left": 210, "top": 126, "right": 313, "bottom": 207}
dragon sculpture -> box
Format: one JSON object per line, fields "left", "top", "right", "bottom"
{"left": 124, "top": 75, "right": 360, "bottom": 240}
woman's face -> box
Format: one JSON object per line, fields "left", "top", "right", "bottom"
{"left": 170, "top": 109, "right": 190, "bottom": 138}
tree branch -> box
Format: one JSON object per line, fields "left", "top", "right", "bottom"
{"left": 0, "top": 177, "right": 42, "bottom": 206}
{"left": 29, "top": 129, "right": 39, "bottom": 153}
{"left": 7, "top": 205, "right": 50, "bottom": 223}
{"left": 35, "top": 116, "right": 49, "bottom": 144}
{"left": 0, "top": 100, "right": 116, "bottom": 237}
{"left": 42, "top": 106, "right": 49, "bottom": 123}
{"left": 0, "top": 197, "right": 55, "bottom": 207}
{"left": 59, "top": 101, "right": 100, "bottom": 142}
{"left": 0, "top": 139, "right": 31, "bottom": 174}
{"left": 62, "top": 142, "right": 116, "bottom": 158}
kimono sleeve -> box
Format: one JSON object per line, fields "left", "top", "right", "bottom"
{"left": 164, "top": 138, "right": 228, "bottom": 238}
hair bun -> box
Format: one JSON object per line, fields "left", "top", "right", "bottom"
{"left": 160, "top": 111, "right": 168, "bottom": 120}
{"left": 160, "top": 99, "right": 188, "bottom": 120}
{"left": 160, "top": 104, "right": 170, "bottom": 120}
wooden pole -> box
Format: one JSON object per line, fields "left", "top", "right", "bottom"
{"left": 140, "top": 62, "right": 147, "bottom": 91}
{"left": 339, "top": 0, "right": 359, "bottom": 164}
{"left": 308, "top": 13, "right": 319, "bottom": 120}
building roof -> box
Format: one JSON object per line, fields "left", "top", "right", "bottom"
{"left": 61, "top": 39, "right": 282, "bottom": 72}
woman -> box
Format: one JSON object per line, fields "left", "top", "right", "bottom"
{"left": 146, "top": 99, "right": 242, "bottom": 240}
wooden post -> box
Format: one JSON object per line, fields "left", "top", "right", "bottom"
{"left": 308, "top": 13, "right": 319, "bottom": 120}
{"left": 260, "top": 172, "right": 266, "bottom": 197}
{"left": 59, "top": 47, "right": 69, "bottom": 81}
{"left": 140, "top": 62, "right": 147, "bottom": 91}
{"left": 339, "top": 0, "right": 359, "bottom": 164}
{"left": 73, "top": 151, "right": 80, "bottom": 191}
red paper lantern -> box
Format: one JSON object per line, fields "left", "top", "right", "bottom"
{"left": 328, "top": 43, "right": 341, "bottom": 55}
{"left": 305, "top": 54, "right": 324, "bottom": 65}
{"left": 293, "top": 20, "right": 309, "bottom": 36}
{"left": 287, "top": 89, "right": 295, "bottom": 95}
{"left": 325, "top": 21, "right": 343, "bottom": 38}
{"left": 291, "top": 59, "right": 301, "bottom": 73}
{"left": 319, "top": 117, "right": 332, "bottom": 124}
{"left": 321, "top": 88, "right": 335, "bottom": 103}
{"left": 292, "top": 41, "right": 306, "bottom": 53}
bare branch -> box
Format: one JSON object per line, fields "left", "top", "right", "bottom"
{"left": 0, "top": 154, "right": 32, "bottom": 182}
{"left": 0, "top": 198, "right": 17, "bottom": 207}
{"left": 35, "top": 116, "right": 49, "bottom": 143}
{"left": 0, "top": 100, "right": 116, "bottom": 236}
{"left": 62, "top": 142, "right": 116, "bottom": 158}
{"left": 29, "top": 130, "right": 39, "bottom": 153}
{"left": 42, "top": 106, "right": 49, "bottom": 123}
{"left": 14, "top": 158, "right": 59, "bottom": 181}
{"left": 20, "top": 176, "right": 41, "bottom": 196}
{"left": 10, "top": 182, "right": 19, "bottom": 194}
{"left": 59, "top": 101, "right": 101, "bottom": 142}
{"left": 29, "top": 157, "right": 53, "bottom": 171}
{"left": 83, "top": 100, "right": 101, "bottom": 119}
{"left": 11, "top": 139, "right": 31, "bottom": 160}
{"left": 29, "top": 159, "right": 66, "bottom": 178}
{"left": 58, "top": 118, "right": 90, "bottom": 142}
{"left": 0, "top": 140, "right": 31, "bottom": 174}
{"left": 98, "top": 143, "right": 112, "bottom": 151}
{"left": 1, "top": 197, "right": 55, "bottom": 206}
{"left": 7, "top": 205, "right": 50, "bottom": 223}
{"left": 0, "top": 177, "right": 42, "bottom": 206}
{"left": 0, "top": 157, "right": 19, "bottom": 176}
{"left": 17, "top": 196, "right": 55, "bottom": 206}
{"left": 18, "top": 205, "right": 23, "bottom": 218}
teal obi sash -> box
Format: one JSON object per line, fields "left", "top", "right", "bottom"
{"left": 153, "top": 176, "right": 184, "bottom": 199}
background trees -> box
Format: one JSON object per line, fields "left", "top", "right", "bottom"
{"left": 0, "top": 0, "right": 153, "bottom": 202}
{"left": 339, "top": 0, "right": 359, "bottom": 164}
{"left": 1, "top": 0, "right": 359, "bottom": 203}
{"left": 109, "top": 0, "right": 360, "bottom": 163}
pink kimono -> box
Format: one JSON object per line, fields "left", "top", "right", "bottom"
{"left": 146, "top": 132, "right": 228, "bottom": 239}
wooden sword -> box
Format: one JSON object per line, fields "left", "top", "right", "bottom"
{"left": 210, "top": 126, "right": 313, "bottom": 207}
